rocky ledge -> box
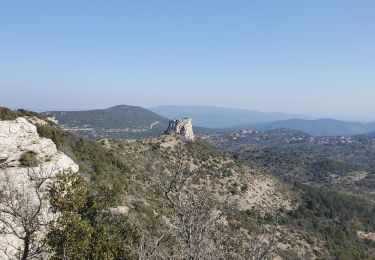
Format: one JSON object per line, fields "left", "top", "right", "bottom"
{"left": 0, "top": 117, "right": 78, "bottom": 172}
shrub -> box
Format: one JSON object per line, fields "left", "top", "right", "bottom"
{"left": 47, "top": 172, "right": 137, "bottom": 259}
{"left": 16, "top": 109, "right": 39, "bottom": 117}
{"left": 20, "top": 151, "right": 40, "bottom": 167}
{"left": 0, "top": 107, "right": 18, "bottom": 120}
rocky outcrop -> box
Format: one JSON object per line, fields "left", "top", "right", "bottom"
{"left": 164, "top": 118, "right": 195, "bottom": 141}
{"left": 0, "top": 117, "right": 79, "bottom": 259}
{"left": 0, "top": 118, "right": 78, "bottom": 172}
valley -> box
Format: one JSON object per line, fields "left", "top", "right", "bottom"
{"left": 1, "top": 107, "right": 375, "bottom": 258}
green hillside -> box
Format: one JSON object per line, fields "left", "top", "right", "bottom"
{"left": 46, "top": 105, "right": 170, "bottom": 139}
{"left": 2, "top": 109, "right": 375, "bottom": 258}
{"left": 38, "top": 118, "right": 375, "bottom": 259}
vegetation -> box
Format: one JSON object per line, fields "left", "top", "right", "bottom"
{"left": 37, "top": 124, "right": 130, "bottom": 201}
{"left": 306, "top": 157, "right": 361, "bottom": 182}
{"left": 46, "top": 105, "right": 171, "bottom": 140}
{"left": 0, "top": 107, "right": 47, "bottom": 121}
{"left": 19, "top": 151, "right": 39, "bottom": 167}
{"left": 210, "top": 128, "right": 375, "bottom": 258}
{"left": 211, "top": 128, "right": 375, "bottom": 168}
{"left": 0, "top": 168, "right": 52, "bottom": 259}
{"left": 2, "top": 110, "right": 375, "bottom": 258}
{"left": 0, "top": 107, "right": 18, "bottom": 120}
{"left": 288, "top": 183, "right": 375, "bottom": 259}
{"left": 47, "top": 172, "right": 137, "bottom": 259}
{"left": 210, "top": 129, "right": 375, "bottom": 198}
{"left": 356, "top": 172, "right": 375, "bottom": 189}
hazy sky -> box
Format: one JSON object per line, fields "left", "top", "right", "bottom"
{"left": 1, "top": 1, "right": 374, "bottom": 121}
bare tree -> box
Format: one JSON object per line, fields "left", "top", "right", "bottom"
{"left": 238, "top": 213, "right": 291, "bottom": 260}
{"left": 152, "top": 155, "right": 223, "bottom": 259}
{"left": 170, "top": 190, "right": 222, "bottom": 259}
{"left": 0, "top": 166, "right": 55, "bottom": 259}
{"left": 134, "top": 227, "right": 171, "bottom": 260}
{"left": 246, "top": 225, "right": 280, "bottom": 260}
{"left": 137, "top": 150, "right": 287, "bottom": 259}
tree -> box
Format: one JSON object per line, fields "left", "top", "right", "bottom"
{"left": 47, "top": 171, "right": 137, "bottom": 260}
{"left": 0, "top": 166, "right": 55, "bottom": 259}
{"left": 151, "top": 152, "right": 287, "bottom": 259}
{"left": 152, "top": 155, "right": 224, "bottom": 259}
{"left": 245, "top": 223, "right": 284, "bottom": 260}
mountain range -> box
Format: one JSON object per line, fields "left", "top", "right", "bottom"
{"left": 45, "top": 105, "right": 375, "bottom": 138}
{"left": 152, "top": 105, "right": 375, "bottom": 136}
{"left": 150, "top": 105, "right": 310, "bottom": 128}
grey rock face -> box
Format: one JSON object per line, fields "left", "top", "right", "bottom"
{"left": 164, "top": 118, "right": 195, "bottom": 141}
{"left": 0, "top": 117, "right": 79, "bottom": 259}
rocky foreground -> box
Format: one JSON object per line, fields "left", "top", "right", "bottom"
{"left": 0, "top": 117, "right": 78, "bottom": 259}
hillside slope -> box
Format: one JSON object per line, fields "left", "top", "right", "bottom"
{"left": 46, "top": 105, "right": 170, "bottom": 139}
{"left": 35, "top": 114, "right": 325, "bottom": 258}
{"left": 209, "top": 128, "right": 375, "bottom": 258}
{"left": 209, "top": 129, "right": 375, "bottom": 195}
{"left": 1, "top": 108, "right": 374, "bottom": 259}
{"left": 39, "top": 122, "right": 373, "bottom": 258}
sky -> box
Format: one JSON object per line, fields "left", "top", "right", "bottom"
{"left": 0, "top": 1, "right": 374, "bottom": 121}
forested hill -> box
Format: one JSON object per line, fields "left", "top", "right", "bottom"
{"left": 46, "top": 105, "right": 170, "bottom": 139}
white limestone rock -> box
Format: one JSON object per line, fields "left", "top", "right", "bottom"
{"left": 0, "top": 117, "right": 78, "bottom": 171}
{"left": 164, "top": 118, "right": 195, "bottom": 141}
{"left": 0, "top": 117, "right": 79, "bottom": 259}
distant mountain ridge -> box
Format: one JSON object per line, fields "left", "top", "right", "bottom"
{"left": 151, "top": 105, "right": 375, "bottom": 136}
{"left": 150, "top": 105, "right": 310, "bottom": 129}
{"left": 46, "top": 105, "right": 375, "bottom": 138}
{"left": 244, "top": 118, "right": 375, "bottom": 136}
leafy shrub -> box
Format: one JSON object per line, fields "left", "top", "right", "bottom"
{"left": 37, "top": 124, "right": 64, "bottom": 147}
{"left": 20, "top": 151, "right": 39, "bottom": 167}
{"left": 0, "top": 107, "right": 18, "bottom": 120}
{"left": 306, "top": 157, "right": 360, "bottom": 182}
{"left": 151, "top": 143, "right": 161, "bottom": 150}
{"left": 16, "top": 109, "right": 40, "bottom": 117}
{"left": 36, "top": 124, "right": 130, "bottom": 201}
{"left": 288, "top": 183, "right": 375, "bottom": 259}
{"left": 47, "top": 172, "right": 137, "bottom": 259}
{"left": 0, "top": 107, "right": 51, "bottom": 121}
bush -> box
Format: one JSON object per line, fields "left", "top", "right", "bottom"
{"left": 47, "top": 172, "right": 137, "bottom": 259}
{"left": 20, "top": 151, "right": 40, "bottom": 167}
{"left": 36, "top": 124, "right": 130, "bottom": 201}
{"left": 16, "top": 109, "right": 40, "bottom": 117}
{"left": 0, "top": 107, "right": 18, "bottom": 120}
